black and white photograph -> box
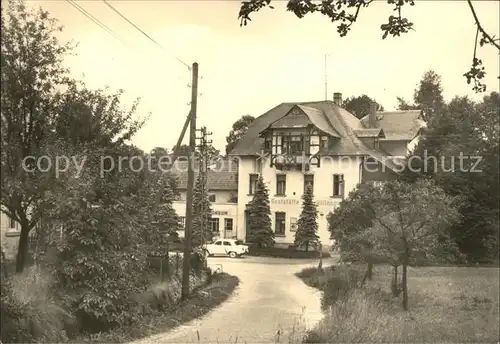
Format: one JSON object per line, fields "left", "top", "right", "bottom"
{"left": 1, "top": 0, "right": 499, "bottom": 343}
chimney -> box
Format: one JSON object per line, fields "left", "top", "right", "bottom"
{"left": 368, "top": 102, "right": 378, "bottom": 128}
{"left": 333, "top": 92, "right": 342, "bottom": 106}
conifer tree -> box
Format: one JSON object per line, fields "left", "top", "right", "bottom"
{"left": 153, "top": 182, "right": 181, "bottom": 243}
{"left": 294, "top": 184, "right": 319, "bottom": 251}
{"left": 192, "top": 173, "right": 213, "bottom": 246}
{"left": 247, "top": 176, "right": 274, "bottom": 247}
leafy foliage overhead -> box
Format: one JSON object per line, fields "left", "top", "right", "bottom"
{"left": 238, "top": 0, "right": 499, "bottom": 92}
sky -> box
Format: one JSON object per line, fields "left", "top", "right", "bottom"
{"left": 22, "top": 0, "right": 500, "bottom": 153}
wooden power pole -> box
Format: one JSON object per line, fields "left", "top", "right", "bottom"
{"left": 181, "top": 62, "right": 199, "bottom": 300}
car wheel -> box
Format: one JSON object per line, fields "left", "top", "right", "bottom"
{"left": 228, "top": 251, "right": 237, "bottom": 258}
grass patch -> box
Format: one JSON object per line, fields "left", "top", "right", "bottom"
{"left": 297, "top": 264, "right": 500, "bottom": 343}
{"left": 247, "top": 246, "right": 331, "bottom": 259}
{"left": 80, "top": 273, "right": 239, "bottom": 343}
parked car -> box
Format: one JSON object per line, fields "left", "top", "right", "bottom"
{"left": 202, "top": 239, "right": 249, "bottom": 258}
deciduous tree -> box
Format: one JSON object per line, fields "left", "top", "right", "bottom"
{"left": 225, "top": 115, "right": 255, "bottom": 155}
{"left": 294, "top": 184, "right": 319, "bottom": 251}
{"left": 246, "top": 176, "right": 274, "bottom": 247}
{"left": 342, "top": 95, "right": 384, "bottom": 119}
{"left": 357, "top": 180, "right": 462, "bottom": 310}
{"left": 328, "top": 184, "right": 382, "bottom": 281}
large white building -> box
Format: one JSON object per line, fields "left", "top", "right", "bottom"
{"left": 173, "top": 93, "right": 425, "bottom": 249}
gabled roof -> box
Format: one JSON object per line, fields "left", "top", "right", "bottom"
{"left": 170, "top": 158, "right": 238, "bottom": 191}
{"left": 229, "top": 100, "right": 402, "bottom": 170}
{"left": 360, "top": 110, "right": 425, "bottom": 141}
{"left": 173, "top": 171, "right": 238, "bottom": 191}
{"left": 298, "top": 105, "right": 341, "bottom": 137}
{"left": 354, "top": 128, "right": 386, "bottom": 138}
{"left": 267, "top": 106, "right": 312, "bottom": 129}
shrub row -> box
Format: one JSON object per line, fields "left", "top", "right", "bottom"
{"left": 247, "top": 246, "right": 331, "bottom": 259}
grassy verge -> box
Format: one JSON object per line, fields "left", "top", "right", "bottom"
{"left": 247, "top": 246, "right": 331, "bottom": 259}
{"left": 296, "top": 264, "right": 500, "bottom": 343}
{"left": 80, "top": 273, "right": 239, "bottom": 343}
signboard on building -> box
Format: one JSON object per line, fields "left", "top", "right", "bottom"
{"left": 271, "top": 198, "right": 300, "bottom": 205}
{"left": 270, "top": 198, "right": 338, "bottom": 207}
{"left": 213, "top": 211, "right": 229, "bottom": 216}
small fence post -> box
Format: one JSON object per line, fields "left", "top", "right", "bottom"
{"left": 160, "top": 257, "right": 164, "bottom": 282}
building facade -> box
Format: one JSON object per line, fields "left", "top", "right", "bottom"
{"left": 171, "top": 159, "right": 239, "bottom": 240}
{"left": 229, "top": 94, "right": 425, "bottom": 249}
{"left": 169, "top": 94, "right": 424, "bottom": 249}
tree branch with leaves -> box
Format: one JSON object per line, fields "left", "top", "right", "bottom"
{"left": 238, "top": 0, "right": 499, "bottom": 92}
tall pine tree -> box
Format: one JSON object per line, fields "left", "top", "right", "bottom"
{"left": 294, "top": 184, "right": 319, "bottom": 251}
{"left": 247, "top": 176, "right": 274, "bottom": 247}
{"left": 192, "top": 173, "right": 213, "bottom": 246}
{"left": 154, "top": 182, "right": 181, "bottom": 240}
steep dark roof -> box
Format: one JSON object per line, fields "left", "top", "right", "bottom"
{"left": 360, "top": 110, "right": 424, "bottom": 141}
{"left": 228, "top": 100, "right": 405, "bottom": 170}
{"left": 170, "top": 158, "right": 238, "bottom": 191}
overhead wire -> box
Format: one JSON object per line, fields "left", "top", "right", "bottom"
{"left": 66, "top": 0, "right": 127, "bottom": 45}
{"left": 101, "top": 0, "right": 191, "bottom": 70}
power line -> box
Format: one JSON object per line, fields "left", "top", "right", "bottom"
{"left": 66, "top": 0, "right": 127, "bottom": 45}
{"left": 102, "top": 0, "right": 191, "bottom": 70}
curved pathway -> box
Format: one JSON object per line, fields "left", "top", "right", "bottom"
{"left": 130, "top": 256, "right": 337, "bottom": 343}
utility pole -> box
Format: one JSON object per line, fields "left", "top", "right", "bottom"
{"left": 181, "top": 62, "right": 199, "bottom": 301}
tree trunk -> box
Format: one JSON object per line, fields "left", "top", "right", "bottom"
{"left": 15, "top": 225, "right": 30, "bottom": 273}
{"left": 391, "top": 265, "right": 398, "bottom": 296}
{"left": 305, "top": 242, "right": 309, "bottom": 252}
{"left": 318, "top": 243, "right": 323, "bottom": 271}
{"left": 367, "top": 261, "right": 373, "bottom": 280}
{"left": 402, "top": 262, "right": 408, "bottom": 311}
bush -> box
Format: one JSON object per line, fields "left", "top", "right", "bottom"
{"left": 296, "top": 265, "right": 366, "bottom": 310}
{"left": 304, "top": 288, "right": 396, "bottom": 343}
{"left": 247, "top": 245, "right": 331, "bottom": 259}
{"left": 0, "top": 267, "right": 76, "bottom": 343}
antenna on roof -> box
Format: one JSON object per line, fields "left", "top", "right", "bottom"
{"left": 324, "top": 53, "right": 328, "bottom": 101}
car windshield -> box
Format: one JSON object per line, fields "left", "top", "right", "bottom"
{"left": 234, "top": 240, "right": 244, "bottom": 245}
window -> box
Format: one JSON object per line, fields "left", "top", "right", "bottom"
{"left": 223, "top": 241, "right": 231, "bottom": 246}
{"left": 281, "top": 134, "right": 304, "bottom": 154}
{"left": 9, "top": 217, "right": 16, "bottom": 229}
{"left": 224, "top": 218, "right": 233, "bottom": 232}
{"left": 275, "top": 212, "right": 286, "bottom": 235}
{"left": 208, "top": 194, "right": 216, "bottom": 202}
{"left": 289, "top": 136, "right": 303, "bottom": 154}
{"left": 210, "top": 218, "right": 220, "bottom": 232}
{"left": 214, "top": 240, "right": 222, "bottom": 246}
{"left": 272, "top": 134, "right": 283, "bottom": 155}
{"left": 264, "top": 135, "right": 272, "bottom": 151}
{"left": 276, "top": 174, "right": 286, "bottom": 196}
{"left": 304, "top": 174, "right": 314, "bottom": 194}
{"left": 333, "top": 174, "right": 344, "bottom": 197}
{"left": 249, "top": 174, "right": 258, "bottom": 195}
{"left": 290, "top": 217, "right": 298, "bottom": 232}
{"left": 321, "top": 136, "right": 329, "bottom": 149}
{"left": 179, "top": 216, "right": 186, "bottom": 228}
